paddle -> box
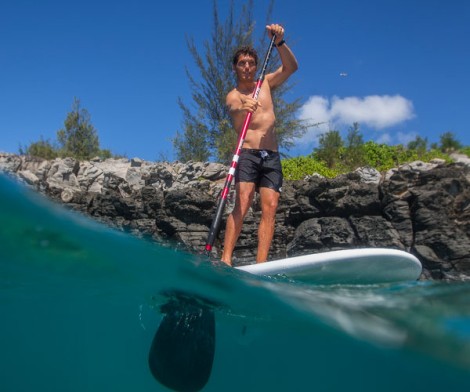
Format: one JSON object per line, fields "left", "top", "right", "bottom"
{"left": 148, "top": 35, "right": 277, "bottom": 391}
{"left": 148, "top": 293, "right": 216, "bottom": 392}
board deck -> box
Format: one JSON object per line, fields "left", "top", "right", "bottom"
{"left": 236, "top": 248, "right": 422, "bottom": 285}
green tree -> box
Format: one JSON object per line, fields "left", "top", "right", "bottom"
{"left": 407, "top": 135, "right": 428, "bottom": 157}
{"left": 19, "top": 98, "right": 113, "bottom": 160}
{"left": 343, "top": 122, "right": 365, "bottom": 169}
{"left": 439, "top": 131, "right": 462, "bottom": 153}
{"left": 173, "top": 0, "right": 307, "bottom": 162}
{"left": 57, "top": 97, "right": 100, "bottom": 160}
{"left": 314, "top": 129, "right": 343, "bottom": 168}
{"left": 173, "top": 106, "right": 211, "bottom": 162}
{"left": 363, "top": 141, "right": 397, "bottom": 171}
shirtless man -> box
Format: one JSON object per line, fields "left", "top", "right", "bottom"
{"left": 221, "top": 24, "right": 298, "bottom": 266}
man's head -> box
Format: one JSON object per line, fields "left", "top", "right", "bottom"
{"left": 232, "top": 46, "right": 258, "bottom": 67}
{"left": 232, "top": 46, "right": 258, "bottom": 83}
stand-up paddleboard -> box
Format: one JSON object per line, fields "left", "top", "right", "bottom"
{"left": 236, "top": 248, "right": 422, "bottom": 285}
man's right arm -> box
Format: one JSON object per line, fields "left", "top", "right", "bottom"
{"left": 226, "top": 90, "right": 260, "bottom": 117}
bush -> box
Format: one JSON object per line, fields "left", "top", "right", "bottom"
{"left": 282, "top": 156, "right": 338, "bottom": 180}
{"left": 282, "top": 141, "right": 455, "bottom": 181}
{"left": 19, "top": 137, "right": 59, "bottom": 160}
{"left": 460, "top": 147, "right": 470, "bottom": 157}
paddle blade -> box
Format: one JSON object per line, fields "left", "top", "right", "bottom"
{"left": 148, "top": 305, "right": 216, "bottom": 392}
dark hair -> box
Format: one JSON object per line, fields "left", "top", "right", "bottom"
{"left": 232, "top": 46, "right": 258, "bottom": 66}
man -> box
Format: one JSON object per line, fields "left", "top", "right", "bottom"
{"left": 221, "top": 24, "right": 298, "bottom": 266}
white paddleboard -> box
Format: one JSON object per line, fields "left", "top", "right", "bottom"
{"left": 236, "top": 248, "right": 422, "bottom": 285}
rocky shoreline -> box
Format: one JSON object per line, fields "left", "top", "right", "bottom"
{"left": 2, "top": 152, "right": 470, "bottom": 281}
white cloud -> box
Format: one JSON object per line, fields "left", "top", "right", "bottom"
{"left": 297, "top": 96, "right": 331, "bottom": 143}
{"left": 330, "top": 95, "right": 415, "bottom": 128}
{"left": 376, "top": 133, "right": 392, "bottom": 144}
{"left": 298, "top": 96, "right": 331, "bottom": 124}
{"left": 298, "top": 94, "right": 415, "bottom": 145}
{"left": 396, "top": 131, "right": 418, "bottom": 146}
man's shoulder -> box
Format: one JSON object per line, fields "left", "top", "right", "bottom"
{"left": 226, "top": 88, "right": 239, "bottom": 101}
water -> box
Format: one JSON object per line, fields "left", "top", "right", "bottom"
{"left": 1, "top": 174, "right": 470, "bottom": 391}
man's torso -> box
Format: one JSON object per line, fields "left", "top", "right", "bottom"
{"left": 229, "top": 82, "right": 278, "bottom": 151}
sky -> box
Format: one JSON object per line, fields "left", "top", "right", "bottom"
{"left": 1, "top": 0, "right": 469, "bottom": 161}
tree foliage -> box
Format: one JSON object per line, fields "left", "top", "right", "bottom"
{"left": 313, "top": 129, "right": 343, "bottom": 168}
{"left": 173, "top": 107, "right": 211, "bottom": 162}
{"left": 19, "top": 98, "right": 112, "bottom": 160}
{"left": 173, "top": 0, "right": 308, "bottom": 162}
{"left": 19, "top": 136, "right": 59, "bottom": 160}
{"left": 282, "top": 156, "right": 338, "bottom": 180}
{"left": 344, "top": 122, "right": 366, "bottom": 168}
{"left": 439, "top": 131, "right": 462, "bottom": 153}
{"left": 407, "top": 135, "right": 429, "bottom": 159}
{"left": 282, "top": 124, "right": 456, "bottom": 180}
{"left": 407, "top": 135, "right": 428, "bottom": 154}
{"left": 57, "top": 98, "right": 100, "bottom": 160}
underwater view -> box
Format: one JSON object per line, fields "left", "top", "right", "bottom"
{"left": 1, "top": 174, "right": 470, "bottom": 391}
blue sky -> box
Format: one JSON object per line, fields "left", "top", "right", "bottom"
{"left": 1, "top": 0, "right": 469, "bottom": 161}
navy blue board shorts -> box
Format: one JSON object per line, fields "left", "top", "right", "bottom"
{"left": 235, "top": 149, "right": 283, "bottom": 193}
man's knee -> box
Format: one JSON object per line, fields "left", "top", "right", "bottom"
{"left": 261, "top": 193, "right": 279, "bottom": 215}
{"left": 236, "top": 184, "right": 255, "bottom": 211}
{"left": 264, "top": 201, "right": 278, "bottom": 215}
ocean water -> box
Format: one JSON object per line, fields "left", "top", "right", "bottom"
{"left": 1, "top": 174, "right": 470, "bottom": 392}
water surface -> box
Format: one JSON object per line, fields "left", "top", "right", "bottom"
{"left": 1, "top": 175, "right": 470, "bottom": 391}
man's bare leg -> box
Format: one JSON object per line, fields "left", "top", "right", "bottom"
{"left": 256, "top": 187, "right": 280, "bottom": 263}
{"left": 221, "top": 182, "right": 256, "bottom": 266}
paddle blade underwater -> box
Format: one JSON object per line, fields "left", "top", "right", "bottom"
{"left": 148, "top": 299, "right": 215, "bottom": 392}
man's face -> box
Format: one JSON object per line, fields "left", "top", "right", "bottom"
{"left": 234, "top": 54, "right": 257, "bottom": 82}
